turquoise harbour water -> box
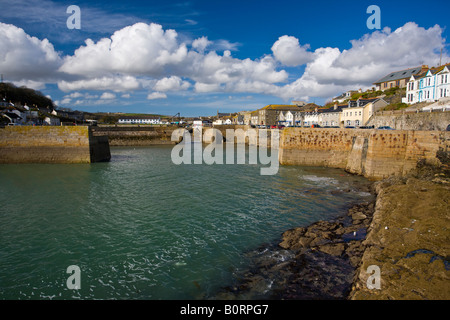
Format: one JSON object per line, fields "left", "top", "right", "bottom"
{"left": 0, "top": 145, "right": 373, "bottom": 300}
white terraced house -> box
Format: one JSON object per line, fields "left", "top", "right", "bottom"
{"left": 278, "top": 110, "right": 302, "bottom": 126}
{"left": 118, "top": 116, "right": 161, "bottom": 124}
{"left": 340, "top": 98, "right": 388, "bottom": 127}
{"left": 405, "top": 64, "right": 450, "bottom": 104}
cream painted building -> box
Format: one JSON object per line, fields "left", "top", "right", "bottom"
{"left": 341, "top": 98, "right": 388, "bottom": 127}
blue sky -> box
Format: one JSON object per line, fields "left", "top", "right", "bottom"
{"left": 0, "top": 0, "right": 449, "bottom": 116}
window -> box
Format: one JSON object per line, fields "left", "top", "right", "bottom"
{"left": 355, "top": 120, "right": 360, "bottom": 126}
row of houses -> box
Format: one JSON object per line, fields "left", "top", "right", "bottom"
{"left": 0, "top": 101, "right": 61, "bottom": 126}
{"left": 117, "top": 115, "right": 191, "bottom": 125}
{"left": 117, "top": 115, "right": 163, "bottom": 125}
{"left": 404, "top": 65, "right": 450, "bottom": 104}
{"left": 237, "top": 98, "right": 388, "bottom": 128}
{"left": 331, "top": 64, "right": 450, "bottom": 107}
{"left": 1, "top": 98, "right": 90, "bottom": 126}
{"left": 363, "top": 63, "right": 450, "bottom": 105}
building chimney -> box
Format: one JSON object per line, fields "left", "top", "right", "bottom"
{"left": 421, "top": 65, "right": 429, "bottom": 72}
{"left": 315, "top": 107, "right": 318, "bottom": 112}
{"left": 334, "top": 102, "right": 338, "bottom": 110}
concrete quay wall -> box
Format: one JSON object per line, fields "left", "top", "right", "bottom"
{"left": 0, "top": 126, "right": 110, "bottom": 163}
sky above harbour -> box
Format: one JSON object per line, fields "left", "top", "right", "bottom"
{"left": 0, "top": 0, "right": 449, "bottom": 117}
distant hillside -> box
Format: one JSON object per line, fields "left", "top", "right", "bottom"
{"left": 0, "top": 82, "right": 54, "bottom": 109}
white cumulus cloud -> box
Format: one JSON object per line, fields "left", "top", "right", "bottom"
{"left": 0, "top": 22, "right": 62, "bottom": 83}
{"left": 153, "top": 76, "right": 190, "bottom": 92}
{"left": 275, "top": 22, "right": 449, "bottom": 100}
{"left": 100, "top": 92, "right": 116, "bottom": 100}
{"left": 147, "top": 92, "right": 167, "bottom": 100}
{"left": 1, "top": 20, "right": 448, "bottom": 105}
{"left": 271, "top": 35, "right": 314, "bottom": 67}
{"left": 58, "top": 75, "right": 141, "bottom": 92}
{"left": 192, "top": 36, "right": 211, "bottom": 52}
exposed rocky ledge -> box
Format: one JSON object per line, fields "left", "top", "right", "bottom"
{"left": 349, "top": 168, "right": 450, "bottom": 300}
{"left": 215, "top": 161, "right": 449, "bottom": 300}
{"left": 214, "top": 199, "right": 376, "bottom": 299}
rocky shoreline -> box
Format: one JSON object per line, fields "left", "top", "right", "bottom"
{"left": 215, "top": 162, "right": 450, "bottom": 300}
{"left": 214, "top": 197, "right": 377, "bottom": 299}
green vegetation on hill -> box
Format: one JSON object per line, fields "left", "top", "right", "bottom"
{"left": 381, "top": 102, "right": 409, "bottom": 111}
{"left": 325, "top": 87, "right": 407, "bottom": 109}
{"left": 0, "top": 82, "right": 54, "bottom": 109}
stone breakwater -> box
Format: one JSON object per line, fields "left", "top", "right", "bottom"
{"left": 0, "top": 126, "right": 110, "bottom": 163}
{"left": 91, "top": 126, "right": 177, "bottom": 146}
{"left": 279, "top": 128, "right": 450, "bottom": 180}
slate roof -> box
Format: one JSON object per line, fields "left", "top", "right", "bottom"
{"left": 320, "top": 105, "right": 346, "bottom": 113}
{"left": 373, "top": 67, "right": 423, "bottom": 84}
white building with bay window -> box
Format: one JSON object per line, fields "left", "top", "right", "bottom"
{"left": 405, "top": 65, "right": 450, "bottom": 104}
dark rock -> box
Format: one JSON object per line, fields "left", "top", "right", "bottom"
{"left": 279, "top": 227, "right": 306, "bottom": 249}
{"left": 316, "top": 243, "right": 345, "bottom": 256}
{"left": 216, "top": 192, "right": 376, "bottom": 300}
{"left": 309, "top": 237, "right": 330, "bottom": 247}
{"left": 298, "top": 236, "right": 313, "bottom": 248}
{"left": 352, "top": 211, "right": 367, "bottom": 221}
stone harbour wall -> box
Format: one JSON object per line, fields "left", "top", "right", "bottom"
{"left": 366, "top": 110, "right": 450, "bottom": 131}
{"left": 91, "top": 126, "right": 176, "bottom": 146}
{"left": 0, "top": 126, "right": 110, "bottom": 163}
{"left": 279, "top": 128, "right": 450, "bottom": 180}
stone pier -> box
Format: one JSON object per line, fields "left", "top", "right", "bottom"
{"left": 0, "top": 126, "right": 111, "bottom": 163}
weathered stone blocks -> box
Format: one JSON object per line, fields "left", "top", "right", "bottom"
{"left": 279, "top": 128, "right": 450, "bottom": 180}
{"left": 0, "top": 126, "right": 110, "bottom": 163}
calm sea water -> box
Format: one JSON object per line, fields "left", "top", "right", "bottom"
{"left": 0, "top": 145, "right": 372, "bottom": 300}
